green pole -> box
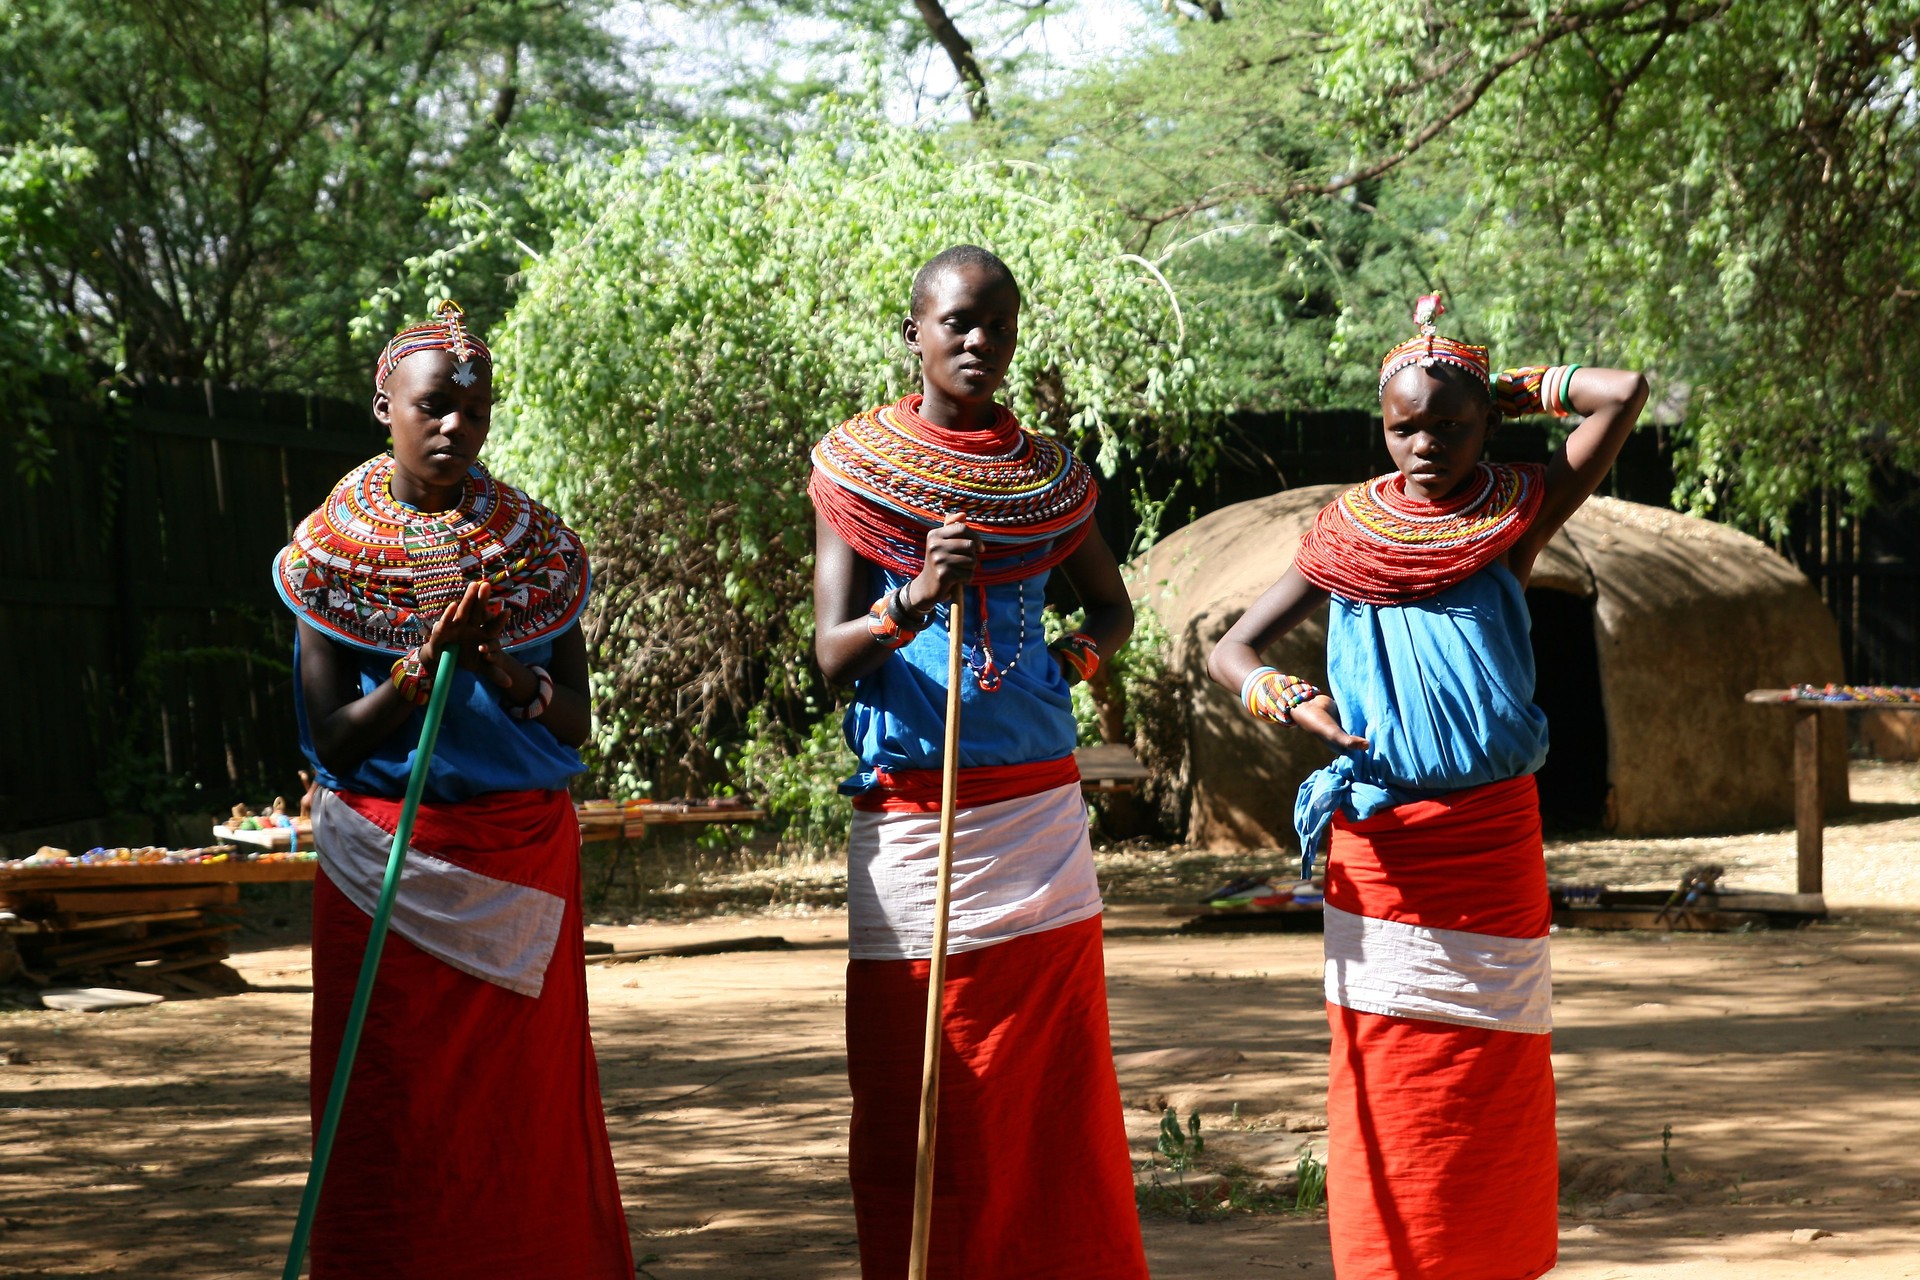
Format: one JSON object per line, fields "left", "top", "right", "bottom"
{"left": 282, "top": 648, "right": 459, "bottom": 1279}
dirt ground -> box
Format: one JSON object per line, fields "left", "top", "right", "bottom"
{"left": 4, "top": 764, "right": 1920, "bottom": 1279}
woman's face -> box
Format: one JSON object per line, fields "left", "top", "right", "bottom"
{"left": 1379, "top": 366, "right": 1492, "bottom": 501}
{"left": 373, "top": 348, "right": 493, "bottom": 506}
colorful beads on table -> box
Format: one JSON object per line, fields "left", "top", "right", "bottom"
{"left": 1790, "top": 683, "right": 1920, "bottom": 704}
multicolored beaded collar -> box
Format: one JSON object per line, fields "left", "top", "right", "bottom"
{"left": 1291, "top": 462, "right": 1545, "bottom": 606}
{"left": 273, "top": 453, "right": 589, "bottom": 655}
{"left": 808, "top": 394, "right": 1097, "bottom": 585}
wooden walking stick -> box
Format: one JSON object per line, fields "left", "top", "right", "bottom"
{"left": 281, "top": 647, "right": 459, "bottom": 1280}
{"left": 907, "top": 580, "right": 968, "bottom": 1278}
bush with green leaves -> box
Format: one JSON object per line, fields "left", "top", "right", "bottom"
{"left": 482, "top": 99, "right": 1224, "bottom": 813}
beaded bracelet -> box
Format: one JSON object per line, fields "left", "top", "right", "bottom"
{"left": 1050, "top": 631, "right": 1100, "bottom": 683}
{"left": 390, "top": 647, "right": 431, "bottom": 705}
{"left": 507, "top": 665, "right": 555, "bottom": 721}
{"left": 1494, "top": 365, "right": 1580, "bottom": 419}
{"left": 1240, "top": 665, "right": 1321, "bottom": 726}
{"left": 867, "top": 586, "right": 928, "bottom": 650}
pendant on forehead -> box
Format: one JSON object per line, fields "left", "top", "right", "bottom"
{"left": 452, "top": 360, "right": 477, "bottom": 387}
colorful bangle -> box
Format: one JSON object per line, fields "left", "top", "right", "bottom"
{"left": 389, "top": 647, "right": 431, "bottom": 705}
{"left": 1050, "top": 631, "right": 1100, "bottom": 683}
{"left": 507, "top": 665, "right": 554, "bottom": 721}
{"left": 867, "top": 588, "right": 923, "bottom": 650}
{"left": 1493, "top": 365, "right": 1550, "bottom": 419}
{"left": 1495, "top": 364, "right": 1580, "bottom": 419}
{"left": 1239, "top": 665, "right": 1321, "bottom": 726}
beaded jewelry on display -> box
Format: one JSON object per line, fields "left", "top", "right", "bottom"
{"left": 1241, "top": 666, "right": 1322, "bottom": 726}
{"left": 1377, "top": 294, "right": 1490, "bottom": 398}
{"left": 1494, "top": 365, "right": 1582, "bottom": 419}
{"left": 1050, "top": 631, "right": 1100, "bottom": 683}
{"left": 507, "top": 665, "right": 555, "bottom": 721}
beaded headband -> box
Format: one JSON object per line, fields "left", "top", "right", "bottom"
{"left": 375, "top": 300, "right": 494, "bottom": 391}
{"left": 1377, "top": 293, "right": 1490, "bottom": 398}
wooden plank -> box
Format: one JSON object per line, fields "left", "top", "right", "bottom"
{"left": 45, "top": 924, "right": 238, "bottom": 972}
{"left": 0, "top": 861, "right": 317, "bottom": 891}
{"left": 585, "top": 935, "right": 793, "bottom": 965}
{"left": 1795, "top": 707, "right": 1823, "bottom": 895}
{"left": 52, "top": 908, "right": 211, "bottom": 932}
{"left": 1553, "top": 908, "right": 1769, "bottom": 932}
{"left": 43, "top": 885, "right": 238, "bottom": 913}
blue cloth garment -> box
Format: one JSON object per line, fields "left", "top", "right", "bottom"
{"left": 294, "top": 629, "right": 585, "bottom": 803}
{"left": 841, "top": 564, "right": 1076, "bottom": 793}
{"left": 1294, "top": 564, "right": 1549, "bottom": 871}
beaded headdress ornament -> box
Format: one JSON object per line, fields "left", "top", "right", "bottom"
{"left": 375, "top": 300, "right": 493, "bottom": 391}
{"left": 1377, "top": 293, "right": 1490, "bottom": 398}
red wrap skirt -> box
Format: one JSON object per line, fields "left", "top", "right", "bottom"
{"left": 308, "top": 788, "right": 632, "bottom": 1279}
{"left": 1322, "top": 775, "right": 1557, "bottom": 1280}
{"left": 845, "top": 914, "right": 1148, "bottom": 1279}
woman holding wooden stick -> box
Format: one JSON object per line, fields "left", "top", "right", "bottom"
{"left": 273, "top": 302, "right": 632, "bottom": 1278}
{"left": 810, "top": 246, "right": 1146, "bottom": 1279}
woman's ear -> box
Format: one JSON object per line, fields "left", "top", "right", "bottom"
{"left": 371, "top": 389, "right": 392, "bottom": 429}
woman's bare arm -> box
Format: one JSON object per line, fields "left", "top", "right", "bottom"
{"left": 1508, "top": 366, "right": 1650, "bottom": 581}
{"left": 1206, "top": 565, "right": 1365, "bottom": 751}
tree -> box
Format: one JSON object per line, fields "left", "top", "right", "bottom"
{"left": 0, "top": 0, "right": 636, "bottom": 397}
{"left": 480, "top": 100, "right": 1224, "bottom": 794}
{"left": 1312, "top": 0, "right": 1920, "bottom": 528}
{"left": 981, "top": 2, "right": 1459, "bottom": 411}
{"left": 0, "top": 140, "right": 95, "bottom": 477}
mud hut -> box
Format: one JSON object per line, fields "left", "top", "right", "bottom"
{"left": 1129, "top": 489, "right": 1848, "bottom": 850}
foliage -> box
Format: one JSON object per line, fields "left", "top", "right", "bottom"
{"left": 0, "top": 0, "right": 637, "bottom": 397}
{"left": 984, "top": 0, "right": 1455, "bottom": 411}
{"left": 1312, "top": 0, "right": 1920, "bottom": 529}
{"left": 485, "top": 98, "right": 1225, "bottom": 801}
{"left": 0, "top": 141, "right": 94, "bottom": 479}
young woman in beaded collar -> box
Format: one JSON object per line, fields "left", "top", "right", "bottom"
{"left": 808, "top": 246, "right": 1148, "bottom": 1279}
{"left": 1207, "top": 295, "right": 1648, "bottom": 1280}
{"left": 272, "top": 303, "right": 632, "bottom": 1279}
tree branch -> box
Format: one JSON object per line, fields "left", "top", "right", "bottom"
{"left": 913, "top": 0, "right": 991, "bottom": 120}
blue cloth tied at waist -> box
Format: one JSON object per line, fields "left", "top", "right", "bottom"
{"left": 1293, "top": 565, "right": 1551, "bottom": 875}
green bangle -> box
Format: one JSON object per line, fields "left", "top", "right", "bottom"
{"left": 1559, "top": 364, "right": 1583, "bottom": 416}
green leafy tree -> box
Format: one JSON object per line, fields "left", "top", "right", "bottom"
{"left": 1310, "top": 0, "right": 1920, "bottom": 528}
{"left": 0, "top": 140, "right": 95, "bottom": 477}
{"left": 483, "top": 100, "right": 1224, "bottom": 797}
{"left": 982, "top": 1, "right": 1459, "bottom": 410}
{"left": 0, "top": 0, "right": 637, "bottom": 397}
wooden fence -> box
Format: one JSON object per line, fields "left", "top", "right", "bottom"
{"left": 1, "top": 384, "right": 374, "bottom": 832}
{"left": 4, "top": 386, "right": 1912, "bottom": 834}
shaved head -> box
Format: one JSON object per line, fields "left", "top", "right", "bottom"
{"left": 910, "top": 244, "right": 1020, "bottom": 318}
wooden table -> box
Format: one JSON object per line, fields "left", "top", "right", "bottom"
{"left": 0, "top": 858, "right": 316, "bottom": 893}
{"left": 1075, "top": 744, "right": 1149, "bottom": 794}
{"left": 575, "top": 804, "right": 767, "bottom": 843}
{"left": 1745, "top": 689, "right": 1920, "bottom": 893}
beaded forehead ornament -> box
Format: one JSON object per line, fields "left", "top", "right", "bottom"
{"left": 1377, "top": 293, "right": 1490, "bottom": 398}
{"left": 375, "top": 300, "right": 493, "bottom": 391}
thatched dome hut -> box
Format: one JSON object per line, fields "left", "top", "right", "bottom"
{"left": 1129, "top": 489, "right": 1848, "bottom": 850}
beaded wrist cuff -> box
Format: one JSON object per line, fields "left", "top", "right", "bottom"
{"left": 867, "top": 588, "right": 923, "bottom": 650}
{"left": 1050, "top": 631, "right": 1100, "bottom": 683}
{"left": 1494, "top": 364, "right": 1581, "bottom": 419}
{"left": 1240, "top": 665, "right": 1321, "bottom": 726}
{"left": 507, "top": 664, "right": 555, "bottom": 721}
{"left": 390, "top": 647, "right": 431, "bottom": 705}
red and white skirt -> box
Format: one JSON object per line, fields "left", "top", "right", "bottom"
{"left": 1322, "top": 774, "right": 1557, "bottom": 1280}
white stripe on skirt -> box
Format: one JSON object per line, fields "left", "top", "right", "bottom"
{"left": 1323, "top": 903, "right": 1553, "bottom": 1034}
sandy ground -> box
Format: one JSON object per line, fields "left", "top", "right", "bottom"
{"left": 3, "top": 764, "right": 1919, "bottom": 1279}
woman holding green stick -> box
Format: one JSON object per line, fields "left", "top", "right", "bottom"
{"left": 273, "top": 302, "right": 632, "bottom": 1278}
